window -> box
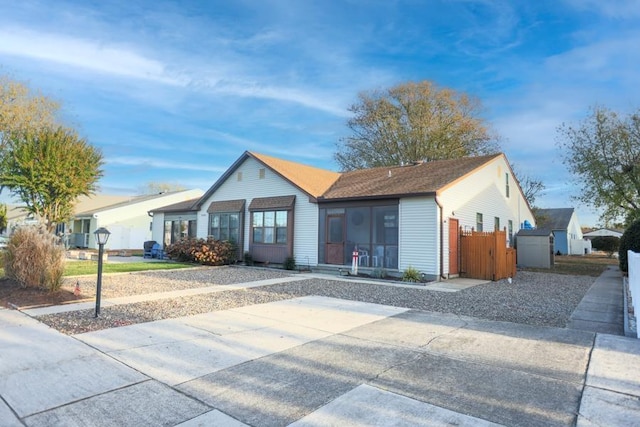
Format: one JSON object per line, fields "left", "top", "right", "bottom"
{"left": 164, "top": 219, "right": 197, "bottom": 246}
{"left": 476, "top": 213, "right": 483, "bottom": 232}
{"left": 505, "top": 173, "right": 510, "bottom": 198}
{"left": 253, "top": 210, "right": 287, "bottom": 244}
{"left": 209, "top": 212, "right": 240, "bottom": 243}
{"left": 494, "top": 217, "right": 500, "bottom": 231}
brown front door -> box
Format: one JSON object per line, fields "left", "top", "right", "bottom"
{"left": 449, "top": 218, "right": 459, "bottom": 275}
{"left": 326, "top": 214, "right": 345, "bottom": 265}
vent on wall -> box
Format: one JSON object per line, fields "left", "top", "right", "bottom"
{"left": 259, "top": 168, "right": 265, "bottom": 179}
{"left": 237, "top": 172, "right": 243, "bottom": 181}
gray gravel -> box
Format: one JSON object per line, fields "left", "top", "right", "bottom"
{"left": 37, "top": 267, "right": 594, "bottom": 335}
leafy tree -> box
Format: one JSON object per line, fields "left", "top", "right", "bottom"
{"left": 557, "top": 106, "right": 640, "bottom": 225}
{"left": 0, "top": 127, "right": 103, "bottom": 232}
{"left": 335, "top": 81, "right": 499, "bottom": 170}
{"left": 591, "top": 236, "right": 620, "bottom": 258}
{"left": 137, "top": 181, "right": 187, "bottom": 195}
{"left": 0, "top": 75, "right": 60, "bottom": 148}
{"left": 0, "top": 203, "right": 6, "bottom": 233}
{"left": 619, "top": 219, "right": 640, "bottom": 272}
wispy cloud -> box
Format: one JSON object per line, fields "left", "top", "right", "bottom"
{"left": 563, "top": 0, "right": 640, "bottom": 18}
{"left": 107, "top": 156, "right": 227, "bottom": 173}
{"left": 0, "top": 27, "right": 185, "bottom": 85}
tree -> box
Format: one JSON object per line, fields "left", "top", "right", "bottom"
{"left": 511, "top": 164, "right": 546, "bottom": 207}
{"left": 0, "top": 75, "right": 60, "bottom": 148}
{"left": 591, "top": 236, "right": 620, "bottom": 258}
{"left": 335, "top": 81, "right": 499, "bottom": 170}
{"left": 0, "top": 203, "right": 6, "bottom": 233}
{"left": 137, "top": 182, "right": 187, "bottom": 195}
{"left": 557, "top": 106, "right": 640, "bottom": 225}
{"left": 0, "top": 127, "right": 103, "bottom": 232}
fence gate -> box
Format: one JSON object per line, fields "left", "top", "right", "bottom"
{"left": 459, "top": 228, "right": 516, "bottom": 281}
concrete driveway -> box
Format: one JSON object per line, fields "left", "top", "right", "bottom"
{"left": 2, "top": 290, "right": 640, "bottom": 426}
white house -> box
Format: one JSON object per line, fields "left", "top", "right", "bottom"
{"left": 583, "top": 228, "right": 623, "bottom": 239}
{"left": 67, "top": 189, "right": 203, "bottom": 250}
{"left": 152, "top": 151, "right": 535, "bottom": 280}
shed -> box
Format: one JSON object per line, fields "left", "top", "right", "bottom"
{"left": 516, "top": 228, "right": 554, "bottom": 268}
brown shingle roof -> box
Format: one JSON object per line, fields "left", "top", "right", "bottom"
{"left": 250, "top": 152, "right": 341, "bottom": 198}
{"left": 320, "top": 154, "right": 502, "bottom": 200}
{"left": 207, "top": 199, "right": 245, "bottom": 213}
{"left": 153, "top": 198, "right": 200, "bottom": 213}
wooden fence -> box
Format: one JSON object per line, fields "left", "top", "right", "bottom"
{"left": 459, "top": 228, "right": 516, "bottom": 281}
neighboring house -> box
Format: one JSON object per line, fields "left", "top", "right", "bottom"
{"left": 65, "top": 190, "right": 203, "bottom": 250}
{"left": 4, "top": 205, "right": 36, "bottom": 234}
{"left": 150, "top": 198, "right": 200, "bottom": 247}
{"left": 535, "top": 208, "right": 589, "bottom": 255}
{"left": 151, "top": 151, "right": 535, "bottom": 280}
{"left": 583, "top": 228, "right": 623, "bottom": 240}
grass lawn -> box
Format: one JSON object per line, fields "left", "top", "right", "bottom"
{"left": 0, "top": 260, "right": 195, "bottom": 278}
{"left": 520, "top": 254, "right": 618, "bottom": 277}
{"left": 63, "top": 261, "right": 195, "bottom": 276}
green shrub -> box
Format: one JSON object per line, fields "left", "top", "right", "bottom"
{"left": 165, "top": 237, "right": 236, "bottom": 266}
{"left": 244, "top": 251, "right": 254, "bottom": 266}
{"left": 591, "top": 236, "right": 620, "bottom": 258}
{"left": 283, "top": 256, "right": 296, "bottom": 270}
{"left": 3, "top": 224, "right": 65, "bottom": 291}
{"left": 372, "top": 267, "right": 387, "bottom": 279}
{"left": 402, "top": 266, "right": 422, "bottom": 282}
{"left": 619, "top": 220, "right": 640, "bottom": 272}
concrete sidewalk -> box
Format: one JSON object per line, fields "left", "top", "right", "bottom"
{"left": 567, "top": 266, "right": 625, "bottom": 335}
{"left": 1, "top": 271, "right": 639, "bottom": 426}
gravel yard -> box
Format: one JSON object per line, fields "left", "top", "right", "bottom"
{"left": 37, "top": 266, "right": 595, "bottom": 335}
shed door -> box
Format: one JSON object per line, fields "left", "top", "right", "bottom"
{"left": 449, "top": 218, "right": 459, "bottom": 275}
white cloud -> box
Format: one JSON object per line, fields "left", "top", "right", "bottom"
{"left": 107, "top": 156, "right": 227, "bottom": 173}
{"left": 0, "top": 26, "right": 350, "bottom": 116}
{"left": 0, "top": 27, "right": 186, "bottom": 86}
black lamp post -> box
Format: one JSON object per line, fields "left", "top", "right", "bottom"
{"left": 94, "top": 227, "right": 111, "bottom": 318}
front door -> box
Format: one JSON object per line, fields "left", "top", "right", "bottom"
{"left": 326, "top": 214, "right": 345, "bottom": 265}
{"left": 449, "top": 218, "right": 459, "bottom": 276}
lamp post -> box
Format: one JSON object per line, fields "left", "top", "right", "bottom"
{"left": 94, "top": 227, "right": 111, "bottom": 318}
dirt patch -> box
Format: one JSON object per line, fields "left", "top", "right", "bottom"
{"left": 0, "top": 278, "right": 87, "bottom": 310}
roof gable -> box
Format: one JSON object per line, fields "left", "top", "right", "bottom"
{"left": 250, "top": 152, "right": 341, "bottom": 197}
{"left": 536, "top": 208, "right": 575, "bottom": 230}
{"left": 195, "top": 151, "right": 341, "bottom": 207}
{"left": 320, "top": 154, "right": 502, "bottom": 200}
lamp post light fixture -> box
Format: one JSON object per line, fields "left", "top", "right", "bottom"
{"left": 94, "top": 227, "right": 111, "bottom": 318}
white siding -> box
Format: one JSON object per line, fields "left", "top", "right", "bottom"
{"left": 151, "top": 212, "right": 165, "bottom": 245}
{"left": 94, "top": 189, "right": 203, "bottom": 250}
{"left": 439, "top": 156, "right": 534, "bottom": 239}
{"left": 399, "top": 197, "right": 439, "bottom": 277}
{"left": 197, "top": 157, "right": 319, "bottom": 265}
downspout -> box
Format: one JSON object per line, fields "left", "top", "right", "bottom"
{"left": 435, "top": 196, "right": 446, "bottom": 281}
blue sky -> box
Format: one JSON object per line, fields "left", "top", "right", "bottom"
{"left": 1, "top": 0, "right": 639, "bottom": 227}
